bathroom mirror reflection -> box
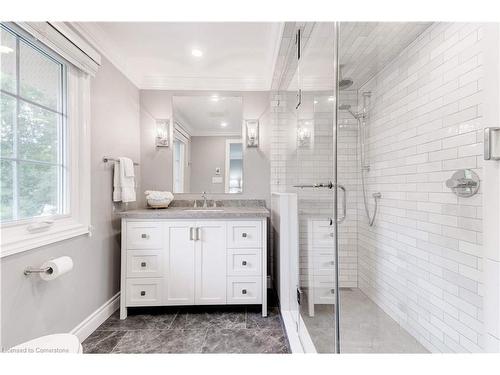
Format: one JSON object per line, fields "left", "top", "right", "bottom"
{"left": 172, "top": 95, "right": 243, "bottom": 194}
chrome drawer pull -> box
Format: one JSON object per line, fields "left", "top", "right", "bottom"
{"left": 330, "top": 289, "right": 335, "bottom": 294}
{"left": 141, "top": 262, "right": 146, "bottom": 267}
{"left": 242, "top": 260, "right": 247, "bottom": 266}
{"left": 242, "top": 233, "right": 247, "bottom": 238}
{"left": 141, "top": 233, "right": 149, "bottom": 239}
{"left": 140, "top": 291, "right": 146, "bottom": 296}
{"left": 242, "top": 289, "right": 247, "bottom": 295}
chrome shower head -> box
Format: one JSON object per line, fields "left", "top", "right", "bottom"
{"left": 339, "top": 64, "right": 354, "bottom": 90}
{"left": 339, "top": 78, "right": 353, "bottom": 90}
{"left": 339, "top": 103, "right": 365, "bottom": 120}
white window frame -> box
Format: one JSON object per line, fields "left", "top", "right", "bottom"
{"left": 0, "top": 22, "right": 97, "bottom": 257}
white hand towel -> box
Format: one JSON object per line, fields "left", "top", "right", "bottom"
{"left": 113, "top": 161, "right": 122, "bottom": 202}
{"left": 144, "top": 190, "right": 174, "bottom": 200}
{"left": 121, "top": 157, "right": 135, "bottom": 177}
{"left": 119, "top": 157, "right": 136, "bottom": 202}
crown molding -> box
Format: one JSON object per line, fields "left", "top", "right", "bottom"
{"left": 140, "top": 75, "right": 271, "bottom": 91}
{"left": 70, "top": 22, "right": 141, "bottom": 88}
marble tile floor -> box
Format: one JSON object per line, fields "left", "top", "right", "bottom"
{"left": 301, "top": 288, "right": 429, "bottom": 353}
{"left": 83, "top": 291, "right": 290, "bottom": 354}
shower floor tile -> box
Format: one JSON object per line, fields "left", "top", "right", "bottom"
{"left": 302, "top": 288, "right": 429, "bottom": 353}
{"left": 82, "top": 290, "right": 290, "bottom": 354}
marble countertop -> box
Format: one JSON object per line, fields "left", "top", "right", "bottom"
{"left": 117, "top": 206, "right": 270, "bottom": 219}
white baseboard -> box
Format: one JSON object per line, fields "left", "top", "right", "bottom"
{"left": 70, "top": 292, "right": 120, "bottom": 342}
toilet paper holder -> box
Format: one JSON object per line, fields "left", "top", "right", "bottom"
{"left": 24, "top": 266, "right": 53, "bottom": 276}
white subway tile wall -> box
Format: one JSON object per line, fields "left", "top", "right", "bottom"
{"left": 357, "top": 22, "right": 484, "bottom": 352}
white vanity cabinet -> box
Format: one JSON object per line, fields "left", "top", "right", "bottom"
{"left": 306, "top": 217, "right": 335, "bottom": 317}
{"left": 120, "top": 217, "right": 267, "bottom": 319}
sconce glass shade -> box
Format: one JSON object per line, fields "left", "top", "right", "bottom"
{"left": 156, "top": 119, "right": 170, "bottom": 147}
{"left": 246, "top": 120, "right": 259, "bottom": 147}
{"left": 297, "top": 120, "right": 313, "bottom": 148}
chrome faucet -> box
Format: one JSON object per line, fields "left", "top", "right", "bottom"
{"left": 201, "top": 191, "right": 208, "bottom": 208}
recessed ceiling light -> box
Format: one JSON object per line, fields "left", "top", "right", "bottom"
{"left": 328, "top": 96, "right": 335, "bottom": 102}
{"left": 314, "top": 100, "right": 318, "bottom": 104}
{"left": 0, "top": 45, "right": 13, "bottom": 54}
{"left": 220, "top": 122, "right": 227, "bottom": 128}
{"left": 211, "top": 95, "right": 219, "bottom": 102}
{"left": 191, "top": 48, "right": 203, "bottom": 57}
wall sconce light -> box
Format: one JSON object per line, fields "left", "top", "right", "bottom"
{"left": 155, "top": 119, "right": 170, "bottom": 147}
{"left": 246, "top": 120, "right": 259, "bottom": 147}
{"left": 297, "top": 120, "right": 313, "bottom": 147}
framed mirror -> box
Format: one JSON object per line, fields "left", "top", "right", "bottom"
{"left": 172, "top": 95, "right": 244, "bottom": 194}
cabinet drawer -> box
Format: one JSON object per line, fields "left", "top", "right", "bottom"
{"left": 227, "top": 221, "right": 262, "bottom": 248}
{"left": 313, "top": 286, "right": 336, "bottom": 304}
{"left": 226, "top": 276, "right": 262, "bottom": 304}
{"left": 311, "top": 220, "right": 334, "bottom": 248}
{"left": 125, "top": 278, "right": 163, "bottom": 306}
{"left": 126, "top": 222, "right": 162, "bottom": 249}
{"left": 227, "top": 248, "right": 262, "bottom": 276}
{"left": 313, "top": 254, "right": 335, "bottom": 276}
{"left": 126, "top": 250, "right": 163, "bottom": 278}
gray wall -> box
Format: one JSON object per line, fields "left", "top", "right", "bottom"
{"left": 140, "top": 90, "right": 271, "bottom": 206}
{"left": 0, "top": 56, "right": 141, "bottom": 349}
{"left": 189, "top": 136, "right": 238, "bottom": 194}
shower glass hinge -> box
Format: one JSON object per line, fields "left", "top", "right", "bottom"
{"left": 296, "top": 28, "right": 301, "bottom": 60}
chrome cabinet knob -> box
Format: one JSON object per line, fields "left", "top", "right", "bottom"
{"left": 242, "top": 260, "right": 247, "bottom": 266}
{"left": 140, "top": 291, "right": 146, "bottom": 296}
{"left": 141, "top": 233, "right": 149, "bottom": 239}
{"left": 242, "top": 289, "right": 247, "bottom": 295}
{"left": 141, "top": 262, "right": 146, "bottom": 267}
{"left": 242, "top": 232, "right": 247, "bottom": 238}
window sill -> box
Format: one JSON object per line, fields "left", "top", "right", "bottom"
{"left": 0, "top": 219, "right": 90, "bottom": 258}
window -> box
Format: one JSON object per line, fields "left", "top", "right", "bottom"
{"left": 1, "top": 22, "right": 94, "bottom": 257}
{"left": 225, "top": 139, "right": 243, "bottom": 193}
{"left": 173, "top": 138, "right": 186, "bottom": 193}
{"left": 1, "top": 24, "right": 67, "bottom": 223}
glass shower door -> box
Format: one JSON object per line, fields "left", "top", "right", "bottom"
{"left": 279, "top": 22, "right": 340, "bottom": 353}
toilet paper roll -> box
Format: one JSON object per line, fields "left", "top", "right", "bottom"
{"left": 40, "top": 256, "right": 74, "bottom": 281}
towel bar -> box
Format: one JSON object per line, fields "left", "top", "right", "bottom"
{"left": 103, "top": 157, "right": 139, "bottom": 166}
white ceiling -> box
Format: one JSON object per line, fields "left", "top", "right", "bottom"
{"left": 74, "top": 22, "right": 283, "bottom": 90}
{"left": 173, "top": 96, "right": 243, "bottom": 136}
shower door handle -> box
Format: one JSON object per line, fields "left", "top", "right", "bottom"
{"left": 337, "top": 184, "right": 347, "bottom": 224}
{"left": 293, "top": 181, "right": 333, "bottom": 189}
